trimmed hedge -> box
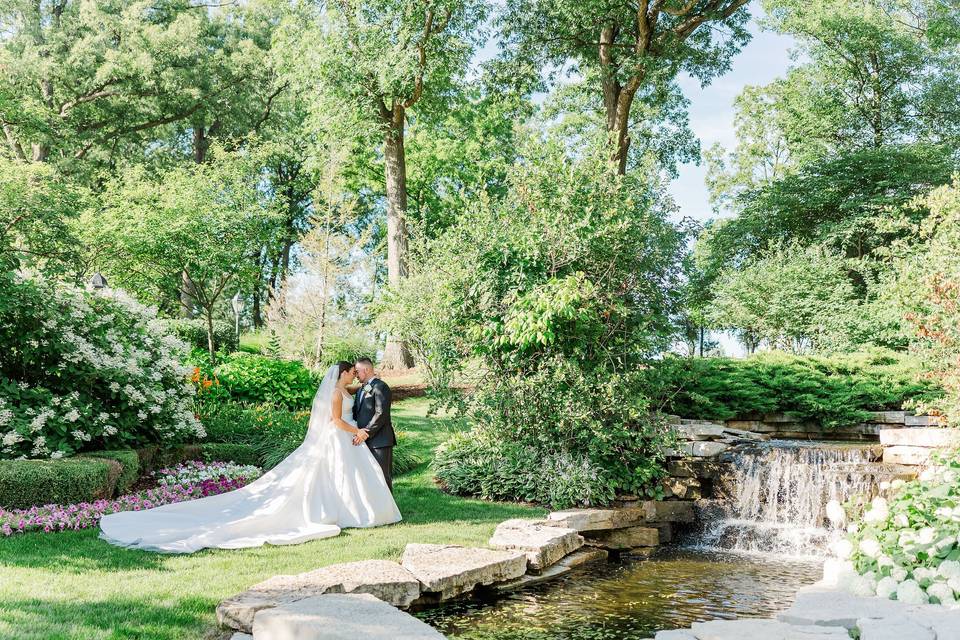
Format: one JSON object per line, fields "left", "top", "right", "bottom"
{"left": 0, "top": 458, "right": 119, "bottom": 509}
{"left": 79, "top": 450, "right": 140, "bottom": 494}
{"left": 198, "top": 443, "right": 259, "bottom": 466}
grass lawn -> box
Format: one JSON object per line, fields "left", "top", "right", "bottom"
{"left": 0, "top": 398, "right": 543, "bottom": 640}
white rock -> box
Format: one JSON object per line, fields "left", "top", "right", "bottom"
{"left": 230, "top": 634, "right": 253, "bottom": 640}
{"left": 778, "top": 587, "right": 913, "bottom": 629}
{"left": 216, "top": 559, "right": 421, "bottom": 632}
{"left": 251, "top": 593, "right": 445, "bottom": 640}
{"left": 488, "top": 519, "right": 583, "bottom": 572}
{"left": 401, "top": 543, "right": 526, "bottom": 600}
{"left": 654, "top": 631, "right": 698, "bottom": 640}
{"left": 690, "top": 619, "right": 847, "bottom": 639}
{"left": 882, "top": 446, "right": 933, "bottom": 466}
{"left": 857, "top": 617, "right": 934, "bottom": 640}
{"left": 546, "top": 507, "right": 646, "bottom": 531}
{"left": 679, "top": 441, "right": 730, "bottom": 457}
{"left": 879, "top": 427, "right": 959, "bottom": 448}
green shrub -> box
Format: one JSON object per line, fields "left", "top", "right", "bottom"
{"left": 0, "top": 272, "right": 203, "bottom": 460}
{"left": 198, "top": 443, "right": 260, "bottom": 466}
{"left": 644, "top": 350, "right": 941, "bottom": 428}
{"left": 160, "top": 318, "right": 239, "bottom": 354}
{"left": 79, "top": 450, "right": 140, "bottom": 494}
{"left": 0, "top": 458, "right": 119, "bottom": 509}
{"left": 393, "top": 431, "right": 426, "bottom": 476}
{"left": 213, "top": 353, "right": 319, "bottom": 409}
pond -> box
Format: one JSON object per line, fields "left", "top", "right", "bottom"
{"left": 416, "top": 548, "right": 820, "bottom": 640}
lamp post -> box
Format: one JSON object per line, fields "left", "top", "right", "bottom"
{"left": 89, "top": 272, "right": 108, "bottom": 289}
{"left": 231, "top": 292, "right": 244, "bottom": 345}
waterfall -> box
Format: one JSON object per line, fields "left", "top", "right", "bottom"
{"left": 695, "top": 441, "right": 898, "bottom": 558}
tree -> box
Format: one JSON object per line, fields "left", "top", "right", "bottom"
{"left": 500, "top": 0, "right": 751, "bottom": 174}
{"left": 78, "top": 149, "right": 277, "bottom": 360}
{"left": 285, "top": 0, "right": 485, "bottom": 368}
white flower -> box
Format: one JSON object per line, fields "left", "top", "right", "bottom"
{"left": 49, "top": 451, "right": 64, "bottom": 459}
{"left": 863, "top": 496, "right": 889, "bottom": 523}
{"left": 826, "top": 500, "right": 846, "bottom": 527}
{"left": 891, "top": 567, "right": 908, "bottom": 582}
{"left": 2, "top": 431, "right": 23, "bottom": 447}
{"left": 921, "top": 468, "right": 936, "bottom": 482}
{"left": 918, "top": 528, "right": 937, "bottom": 545}
{"left": 948, "top": 576, "right": 960, "bottom": 593}
{"left": 847, "top": 523, "right": 859, "bottom": 534}
{"left": 938, "top": 560, "right": 960, "bottom": 580}
{"left": 897, "top": 579, "right": 928, "bottom": 605}
{"left": 891, "top": 479, "right": 905, "bottom": 489}
{"left": 831, "top": 539, "right": 854, "bottom": 559}
{"left": 879, "top": 481, "right": 891, "bottom": 491}
{"left": 821, "top": 558, "right": 855, "bottom": 587}
{"left": 877, "top": 555, "right": 895, "bottom": 569}
{"left": 914, "top": 567, "right": 937, "bottom": 583}
{"left": 943, "top": 470, "right": 957, "bottom": 484}
{"left": 103, "top": 425, "right": 117, "bottom": 436}
{"left": 927, "top": 582, "right": 957, "bottom": 606}
{"left": 847, "top": 574, "right": 876, "bottom": 597}
{"left": 894, "top": 514, "right": 909, "bottom": 528}
{"left": 876, "top": 576, "right": 898, "bottom": 599}
{"left": 859, "top": 538, "right": 882, "bottom": 558}
{"left": 137, "top": 411, "right": 147, "bottom": 420}
{"left": 64, "top": 409, "right": 80, "bottom": 422}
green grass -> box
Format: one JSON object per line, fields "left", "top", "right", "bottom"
{"left": 0, "top": 398, "right": 543, "bottom": 640}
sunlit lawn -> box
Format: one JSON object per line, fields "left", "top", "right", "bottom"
{"left": 0, "top": 398, "right": 542, "bottom": 640}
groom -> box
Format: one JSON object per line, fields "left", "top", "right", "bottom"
{"left": 352, "top": 358, "right": 396, "bottom": 491}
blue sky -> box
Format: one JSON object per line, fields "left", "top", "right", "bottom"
{"left": 668, "top": 15, "right": 796, "bottom": 222}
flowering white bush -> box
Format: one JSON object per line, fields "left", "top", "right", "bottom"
{"left": 154, "top": 460, "right": 261, "bottom": 487}
{"left": 0, "top": 272, "right": 203, "bottom": 459}
{"left": 829, "top": 450, "right": 960, "bottom": 608}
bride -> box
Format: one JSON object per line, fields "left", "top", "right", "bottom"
{"left": 99, "top": 361, "right": 401, "bottom": 553}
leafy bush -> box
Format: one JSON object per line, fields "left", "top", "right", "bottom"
{"left": 644, "top": 350, "right": 940, "bottom": 428}
{"left": 392, "top": 431, "right": 426, "bottom": 476}
{"left": 0, "top": 272, "right": 203, "bottom": 460}
{"left": 830, "top": 450, "right": 960, "bottom": 606}
{"left": 161, "top": 318, "right": 238, "bottom": 354}
{"left": 213, "top": 353, "right": 319, "bottom": 409}
{"left": 80, "top": 450, "right": 140, "bottom": 495}
{"left": 198, "top": 443, "right": 260, "bottom": 466}
{"left": 383, "top": 139, "right": 681, "bottom": 507}
{"left": 0, "top": 458, "right": 119, "bottom": 509}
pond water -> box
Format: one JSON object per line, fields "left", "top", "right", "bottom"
{"left": 417, "top": 548, "right": 821, "bottom": 640}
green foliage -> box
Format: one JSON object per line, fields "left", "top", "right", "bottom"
{"left": 0, "top": 458, "right": 118, "bottom": 509}
{"left": 841, "top": 451, "right": 960, "bottom": 605}
{"left": 0, "top": 272, "right": 203, "bottom": 460}
{"left": 79, "top": 450, "right": 140, "bottom": 495}
{"left": 644, "top": 351, "right": 941, "bottom": 429}
{"left": 384, "top": 139, "right": 682, "bottom": 506}
{"left": 198, "top": 443, "right": 260, "bottom": 467}
{"left": 212, "top": 353, "right": 319, "bottom": 409}
{"left": 161, "top": 318, "right": 239, "bottom": 354}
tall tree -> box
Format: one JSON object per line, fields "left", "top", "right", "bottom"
{"left": 285, "top": 0, "right": 485, "bottom": 368}
{"left": 500, "top": 0, "right": 751, "bottom": 174}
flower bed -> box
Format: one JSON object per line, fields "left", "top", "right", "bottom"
{"left": 0, "top": 462, "right": 260, "bottom": 537}
{"left": 830, "top": 450, "right": 960, "bottom": 606}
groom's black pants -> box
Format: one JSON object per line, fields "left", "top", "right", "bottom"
{"left": 369, "top": 446, "right": 393, "bottom": 492}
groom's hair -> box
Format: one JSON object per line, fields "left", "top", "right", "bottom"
{"left": 355, "top": 357, "right": 374, "bottom": 367}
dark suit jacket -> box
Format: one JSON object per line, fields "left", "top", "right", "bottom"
{"left": 353, "top": 378, "right": 395, "bottom": 449}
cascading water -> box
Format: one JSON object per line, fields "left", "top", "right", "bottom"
{"left": 696, "top": 440, "right": 904, "bottom": 558}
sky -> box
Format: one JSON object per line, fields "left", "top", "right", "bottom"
{"left": 668, "top": 14, "right": 796, "bottom": 223}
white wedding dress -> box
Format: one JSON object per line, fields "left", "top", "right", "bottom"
{"left": 99, "top": 366, "right": 401, "bottom": 553}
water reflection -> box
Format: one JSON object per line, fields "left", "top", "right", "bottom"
{"left": 417, "top": 548, "right": 820, "bottom": 640}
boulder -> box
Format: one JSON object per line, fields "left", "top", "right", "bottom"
{"left": 882, "top": 445, "right": 933, "bottom": 466}
{"left": 401, "top": 543, "right": 526, "bottom": 600}
{"left": 857, "top": 617, "right": 934, "bottom": 640}
{"left": 251, "top": 593, "right": 444, "bottom": 640}
{"left": 879, "top": 427, "right": 960, "bottom": 448}
{"left": 690, "top": 619, "right": 848, "bottom": 639}
{"left": 777, "top": 587, "right": 913, "bottom": 630}
{"left": 661, "top": 477, "right": 702, "bottom": 500}
{"left": 679, "top": 441, "right": 730, "bottom": 458}
{"left": 585, "top": 526, "right": 658, "bottom": 551}
{"left": 556, "top": 548, "right": 608, "bottom": 568}
{"left": 546, "top": 507, "right": 646, "bottom": 532}
{"left": 217, "top": 560, "right": 421, "bottom": 632}
{"left": 488, "top": 519, "right": 583, "bottom": 572}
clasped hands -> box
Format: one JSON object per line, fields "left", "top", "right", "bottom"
{"left": 352, "top": 429, "right": 370, "bottom": 446}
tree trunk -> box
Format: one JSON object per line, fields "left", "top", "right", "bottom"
{"left": 380, "top": 107, "right": 414, "bottom": 369}
{"left": 180, "top": 270, "right": 195, "bottom": 318}
{"left": 599, "top": 26, "right": 632, "bottom": 175}
{"left": 204, "top": 306, "right": 216, "bottom": 363}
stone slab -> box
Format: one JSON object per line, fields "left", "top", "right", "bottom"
{"left": 661, "top": 477, "right": 702, "bottom": 500}
{"left": 401, "top": 543, "right": 526, "bottom": 600}
{"left": 762, "top": 413, "right": 802, "bottom": 423}
{"left": 725, "top": 419, "right": 779, "bottom": 433}
{"left": 904, "top": 607, "right": 960, "bottom": 638}
{"left": 679, "top": 441, "right": 730, "bottom": 457}
{"left": 217, "top": 559, "right": 421, "bottom": 632}
{"left": 879, "top": 427, "right": 960, "bottom": 448}
{"left": 488, "top": 519, "right": 583, "bottom": 572}
{"left": 654, "top": 631, "right": 697, "bottom": 640}
{"left": 675, "top": 423, "right": 726, "bottom": 440}
{"left": 857, "top": 617, "right": 934, "bottom": 640}
{"left": 882, "top": 445, "right": 934, "bottom": 466}
{"left": 643, "top": 500, "right": 695, "bottom": 523}
{"left": 777, "top": 587, "right": 913, "bottom": 630}
{"left": 585, "top": 526, "right": 659, "bottom": 550}
{"left": 251, "top": 593, "right": 445, "bottom": 640}
{"left": 556, "top": 547, "right": 608, "bottom": 568}
{"left": 905, "top": 414, "right": 941, "bottom": 426}
{"left": 868, "top": 410, "right": 907, "bottom": 424}
{"left": 491, "top": 563, "right": 571, "bottom": 593}
{"left": 230, "top": 634, "right": 253, "bottom": 640}
{"left": 690, "top": 619, "right": 848, "bottom": 639}
{"left": 546, "top": 501, "right": 694, "bottom": 533}
{"left": 667, "top": 460, "right": 729, "bottom": 480}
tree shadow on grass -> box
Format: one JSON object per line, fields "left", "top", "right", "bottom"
{"left": 395, "top": 481, "right": 544, "bottom": 526}
{"left": 0, "top": 595, "right": 219, "bottom": 640}
{"left": 0, "top": 529, "right": 168, "bottom": 573}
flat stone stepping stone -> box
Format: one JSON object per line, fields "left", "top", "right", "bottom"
{"left": 488, "top": 519, "right": 583, "bottom": 572}
{"left": 654, "top": 631, "right": 698, "bottom": 640}
{"left": 777, "top": 587, "right": 913, "bottom": 630}
{"left": 401, "top": 543, "right": 526, "bottom": 600}
{"left": 252, "top": 593, "right": 445, "bottom": 640}
{"left": 858, "top": 617, "right": 934, "bottom": 640}
{"left": 690, "top": 619, "right": 848, "bottom": 639}
{"left": 556, "top": 548, "right": 608, "bottom": 568}
{"left": 546, "top": 507, "right": 647, "bottom": 531}
{"left": 229, "top": 634, "right": 253, "bottom": 640}
{"left": 492, "top": 563, "right": 572, "bottom": 593}
{"left": 585, "top": 525, "right": 658, "bottom": 550}
{"left": 217, "top": 559, "right": 421, "bottom": 632}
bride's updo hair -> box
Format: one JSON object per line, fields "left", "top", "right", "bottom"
{"left": 336, "top": 361, "right": 354, "bottom": 377}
